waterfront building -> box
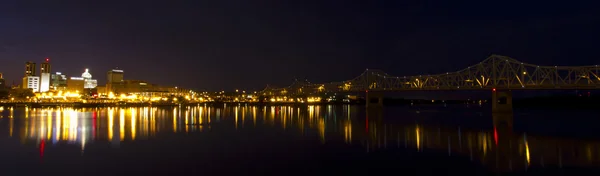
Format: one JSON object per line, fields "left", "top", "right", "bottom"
{"left": 67, "top": 77, "right": 85, "bottom": 93}
{"left": 82, "top": 69, "right": 97, "bottom": 89}
{"left": 51, "top": 72, "right": 68, "bottom": 90}
{"left": 22, "top": 76, "right": 40, "bottom": 92}
{"left": 39, "top": 58, "right": 51, "bottom": 92}
{"left": 25, "top": 61, "right": 36, "bottom": 76}
{"left": 96, "top": 85, "right": 107, "bottom": 95}
{"left": 122, "top": 80, "right": 152, "bottom": 93}
{"left": 106, "top": 68, "right": 124, "bottom": 93}
{"left": 22, "top": 61, "right": 39, "bottom": 91}
{"left": 107, "top": 68, "right": 124, "bottom": 83}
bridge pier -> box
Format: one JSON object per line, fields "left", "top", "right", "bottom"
{"left": 493, "top": 113, "right": 514, "bottom": 129}
{"left": 492, "top": 90, "right": 513, "bottom": 114}
{"left": 366, "top": 91, "right": 384, "bottom": 107}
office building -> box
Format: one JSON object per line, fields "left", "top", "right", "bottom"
{"left": 122, "top": 80, "right": 152, "bottom": 93}
{"left": 25, "top": 61, "right": 36, "bottom": 76}
{"left": 96, "top": 85, "right": 107, "bottom": 95}
{"left": 107, "top": 68, "right": 124, "bottom": 83}
{"left": 107, "top": 68, "right": 124, "bottom": 93}
{"left": 66, "top": 77, "right": 85, "bottom": 93}
{"left": 68, "top": 68, "right": 97, "bottom": 93}
{"left": 23, "top": 76, "right": 40, "bottom": 92}
{"left": 22, "top": 61, "right": 40, "bottom": 92}
{"left": 51, "top": 72, "right": 68, "bottom": 90}
{"left": 82, "top": 68, "right": 97, "bottom": 89}
{"left": 40, "top": 73, "right": 50, "bottom": 92}
{"left": 40, "top": 58, "right": 51, "bottom": 73}
{"left": 39, "top": 58, "right": 51, "bottom": 92}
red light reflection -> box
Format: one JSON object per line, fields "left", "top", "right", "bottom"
{"left": 493, "top": 127, "right": 498, "bottom": 145}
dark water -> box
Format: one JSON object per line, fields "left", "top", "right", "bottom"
{"left": 0, "top": 105, "right": 599, "bottom": 175}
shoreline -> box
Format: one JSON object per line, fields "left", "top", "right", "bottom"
{"left": 0, "top": 96, "right": 597, "bottom": 109}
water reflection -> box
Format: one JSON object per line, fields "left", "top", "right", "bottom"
{"left": 1, "top": 105, "right": 599, "bottom": 172}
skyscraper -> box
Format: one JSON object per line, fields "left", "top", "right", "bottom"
{"left": 107, "top": 68, "right": 124, "bottom": 93}
{"left": 25, "top": 61, "right": 36, "bottom": 76}
{"left": 40, "top": 58, "right": 51, "bottom": 73}
{"left": 23, "top": 61, "right": 40, "bottom": 92}
{"left": 39, "top": 58, "right": 51, "bottom": 92}
{"left": 107, "top": 68, "right": 124, "bottom": 83}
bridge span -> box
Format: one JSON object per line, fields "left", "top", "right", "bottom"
{"left": 260, "top": 55, "right": 600, "bottom": 112}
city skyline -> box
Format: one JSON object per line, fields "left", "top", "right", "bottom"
{"left": 4, "top": 58, "right": 202, "bottom": 92}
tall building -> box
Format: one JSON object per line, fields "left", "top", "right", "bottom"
{"left": 40, "top": 58, "right": 51, "bottom": 73}
{"left": 23, "top": 61, "right": 40, "bottom": 91}
{"left": 25, "top": 61, "right": 36, "bottom": 76}
{"left": 107, "top": 68, "right": 124, "bottom": 83}
{"left": 82, "top": 68, "right": 97, "bottom": 89}
{"left": 107, "top": 68, "right": 124, "bottom": 93}
{"left": 51, "top": 72, "right": 68, "bottom": 90}
{"left": 39, "top": 58, "right": 51, "bottom": 92}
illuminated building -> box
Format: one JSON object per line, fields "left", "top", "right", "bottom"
{"left": 123, "top": 80, "right": 151, "bottom": 92}
{"left": 40, "top": 58, "right": 51, "bottom": 73}
{"left": 66, "top": 77, "right": 84, "bottom": 93}
{"left": 96, "top": 85, "right": 107, "bottom": 95}
{"left": 39, "top": 58, "right": 51, "bottom": 92}
{"left": 82, "top": 69, "right": 97, "bottom": 89}
{"left": 107, "top": 68, "right": 124, "bottom": 83}
{"left": 25, "top": 61, "right": 36, "bottom": 76}
{"left": 22, "top": 61, "right": 40, "bottom": 91}
{"left": 40, "top": 73, "right": 50, "bottom": 92}
{"left": 107, "top": 68, "right": 124, "bottom": 93}
{"left": 22, "top": 76, "right": 40, "bottom": 92}
{"left": 51, "top": 72, "right": 68, "bottom": 90}
{"left": 112, "top": 80, "right": 167, "bottom": 97}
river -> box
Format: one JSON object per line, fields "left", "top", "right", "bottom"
{"left": 0, "top": 104, "right": 598, "bottom": 175}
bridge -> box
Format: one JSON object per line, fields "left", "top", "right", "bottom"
{"left": 260, "top": 55, "right": 600, "bottom": 112}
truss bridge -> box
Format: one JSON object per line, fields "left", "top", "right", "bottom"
{"left": 261, "top": 55, "right": 600, "bottom": 95}
{"left": 260, "top": 55, "right": 600, "bottom": 111}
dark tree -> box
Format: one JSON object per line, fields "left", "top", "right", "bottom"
{"left": 9, "top": 88, "right": 35, "bottom": 99}
{"left": 0, "top": 89, "right": 8, "bottom": 99}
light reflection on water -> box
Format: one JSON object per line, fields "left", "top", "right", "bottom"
{"left": 0, "top": 105, "right": 599, "bottom": 172}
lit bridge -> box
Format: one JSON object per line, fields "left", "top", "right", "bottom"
{"left": 260, "top": 55, "right": 600, "bottom": 110}
{"left": 261, "top": 55, "right": 600, "bottom": 94}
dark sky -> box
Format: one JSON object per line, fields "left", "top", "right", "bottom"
{"left": 0, "top": 0, "right": 599, "bottom": 91}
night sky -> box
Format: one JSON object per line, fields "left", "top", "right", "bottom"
{"left": 0, "top": 0, "right": 599, "bottom": 91}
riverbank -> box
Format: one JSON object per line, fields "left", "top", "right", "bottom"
{"left": 0, "top": 99, "right": 469, "bottom": 108}
{"left": 0, "top": 95, "right": 595, "bottom": 108}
